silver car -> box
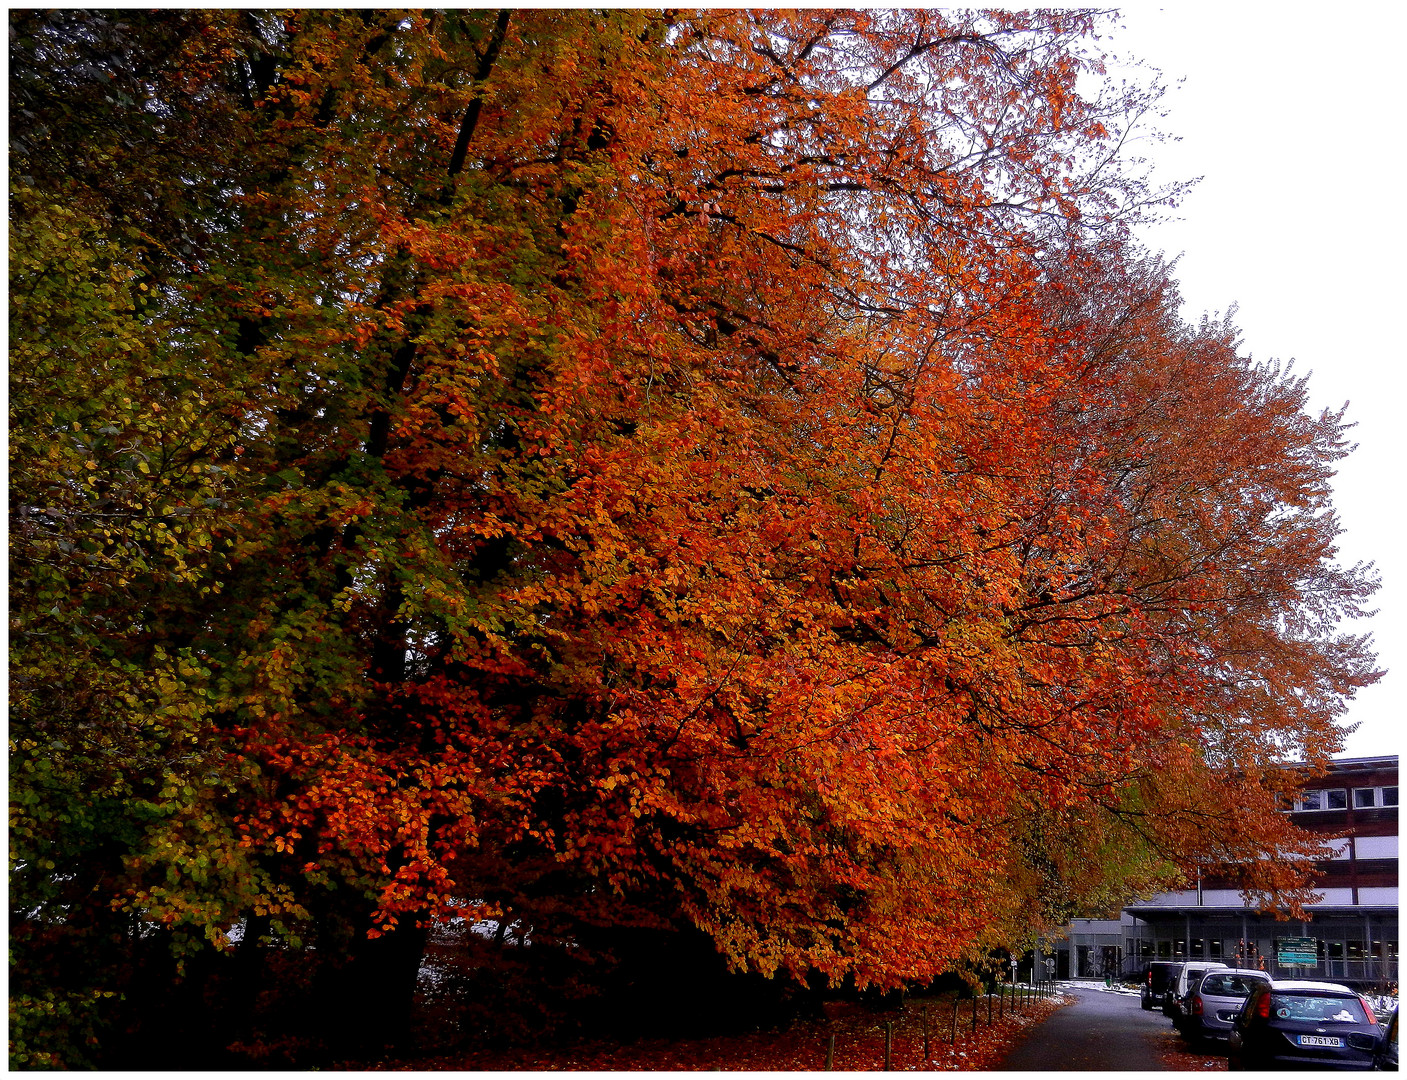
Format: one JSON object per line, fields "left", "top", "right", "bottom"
{"left": 1180, "top": 968, "right": 1272, "bottom": 1043}
{"left": 1165, "top": 961, "right": 1228, "bottom": 1020}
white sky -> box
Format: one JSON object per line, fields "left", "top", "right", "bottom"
{"left": 1100, "top": 6, "right": 1404, "bottom": 759}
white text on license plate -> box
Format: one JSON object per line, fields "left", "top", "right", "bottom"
{"left": 1297, "top": 1035, "right": 1342, "bottom": 1047}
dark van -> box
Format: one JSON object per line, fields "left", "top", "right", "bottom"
{"left": 1141, "top": 961, "right": 1183, "bottom": 1011}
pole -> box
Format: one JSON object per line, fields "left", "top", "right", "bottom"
{"left": 884, "top": 1022, "right": 893, "bottom": 1071}
{"left": 825, "top": 1033, "right": 834, "bottom": 1071}
{"left": 922, "top": 1004, "right": 929, "bottom": 1062}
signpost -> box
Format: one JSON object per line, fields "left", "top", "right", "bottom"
{"left": 1276, "top": 937, "right": 1318, "bottom": 967}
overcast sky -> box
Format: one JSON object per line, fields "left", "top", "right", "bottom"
{"left": 1100, "top": 6, "right": 1403, "bottom": 759}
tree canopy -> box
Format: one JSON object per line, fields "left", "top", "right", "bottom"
{"left": 9, "top": 8, "right": 1379, "bottom": 1067}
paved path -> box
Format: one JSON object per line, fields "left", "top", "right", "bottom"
{"left": 996, "top": 984, "right": 1170, "bottom": 1071}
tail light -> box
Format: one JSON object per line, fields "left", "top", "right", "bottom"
{"left": 1191, "top": 995, "right": 1203, "bottom": 1016}
{"left": 1360, "top": 996, "right": 1377, "bottom": 1026}
{"left": 1257, "top": 993, "right": 1270, "bottom": 1019}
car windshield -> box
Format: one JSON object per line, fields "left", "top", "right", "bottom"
{"left": 1200, "top": 974, "right": 1265, "bottom": 997}
{"left": 1269, "top": 994, "right": 1367, "bottom": 1024}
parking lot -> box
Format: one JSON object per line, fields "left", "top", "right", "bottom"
{"left": 998, "top": 979, "right": 1397, "bottom": 1071}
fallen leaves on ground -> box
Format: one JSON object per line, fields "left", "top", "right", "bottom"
{"left": 361, "top": 992, "right": 1072, "bottom": 1071}
{"left": 1151, "top": 1027, "right": 1228, "bottom": 1071}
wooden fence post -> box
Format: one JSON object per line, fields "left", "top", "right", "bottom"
{"left": 972, "top": 994, "right": 977, "bottom": 1034}
{"left": 825, "top": 1032, "right": 834, "bottom": 1071}
{"left": 922, "top": 1004, "right": 930, "bottom": 1062}
{"left": 950, "top": 999, "right": 959, "bottom": 1043}
{"left": 884, "top": 1022, "right": 893, "bottom": 1071}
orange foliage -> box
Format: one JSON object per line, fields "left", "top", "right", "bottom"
{"left": 12, "top": 13, "right": 1379, "bottom": 1053}
{"left": 208, "top": 9, "right": 1377, "bottom": 984}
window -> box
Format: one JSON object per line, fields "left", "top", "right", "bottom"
{"left": 1202, "top": 972, "right": 1267, "bottom": 996}
{"left": 1343, "top": 785, "right": 1399, "bottom": 810}
{"left": 1208, "top": 939, "right": 1223, "bottom": 959}
{"left": 1295, "top": 788, "right": 1348, "bottom": 811}
{"left": 1269, "top": 994, "right": 1368, "bottom": 1024}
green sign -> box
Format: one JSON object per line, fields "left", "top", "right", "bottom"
{"left": 1277, "top": 937, "right": 1318, "bottom": 966}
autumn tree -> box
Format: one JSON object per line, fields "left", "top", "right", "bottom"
{"left": 10, "top": 8, "right": 1378, "bottom": 1067}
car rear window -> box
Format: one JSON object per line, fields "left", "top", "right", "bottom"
{"left": 1201, "top": 974, "right": 1266, "bottom": 996}
{"left": 1269, "top": 994, "right": 1367, "bottom": 1024}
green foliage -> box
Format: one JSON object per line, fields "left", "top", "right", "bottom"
{"left": 9, "top": 988, "right": 116, "bottom": 1070}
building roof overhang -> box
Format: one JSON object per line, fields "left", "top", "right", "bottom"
{"left": 1124, "top": 905, "right": 1399, "bottom": 919}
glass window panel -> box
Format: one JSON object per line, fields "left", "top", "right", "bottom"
{"left": 1383, "top": 787, "right": 1399, "bottom": 806}
{"left": 1347, "top": 941, "right": 1365, "bottom": 960}
{"left": 1299, "top": 790, "right": 1323, "bottom": 811}
{"left": 1270, "top": 994, "right": 1367, "bottom": 1024}
{"left": 1326, "top": 789, "right": 1348, "bottom": 810}
{"left": 1355, "top": 788, "right": 1377, "bottom": 808}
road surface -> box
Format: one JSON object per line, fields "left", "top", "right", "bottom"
{"left": 996, "top": 984, "right": 1201, "bottom": 1071}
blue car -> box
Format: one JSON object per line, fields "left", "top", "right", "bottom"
{"left": 1376, "top": 1006, "right": 1398, "bottom": 1071}
{"left": 1228, "top": 979, "right": 1384, "bottom": 1070}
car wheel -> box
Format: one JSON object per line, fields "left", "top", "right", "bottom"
{"left": 1141, "top": 999, "right": 1152, "bottom": 1011}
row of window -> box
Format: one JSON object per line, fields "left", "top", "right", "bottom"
{"left": 1134, "top": 938, "right": 1399, "bottom": 961}
{"left": 1293, "top": 785, "right": 1398, "bottom": 812}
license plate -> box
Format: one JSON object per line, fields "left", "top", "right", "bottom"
{"left": 1297, "top": 1035, "right": 1342, "bottom": 1048}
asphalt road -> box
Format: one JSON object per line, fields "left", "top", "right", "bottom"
{"left": 996, "top": 985, "right": 1177, "bottom": 1071}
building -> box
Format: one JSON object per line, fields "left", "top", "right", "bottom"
{"left": 1058, "top": 754, "right": 1398, "bottom": 990}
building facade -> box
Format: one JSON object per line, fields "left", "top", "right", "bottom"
{"left": 1059, "top": 755, "right": 1398, "bottom": 991}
